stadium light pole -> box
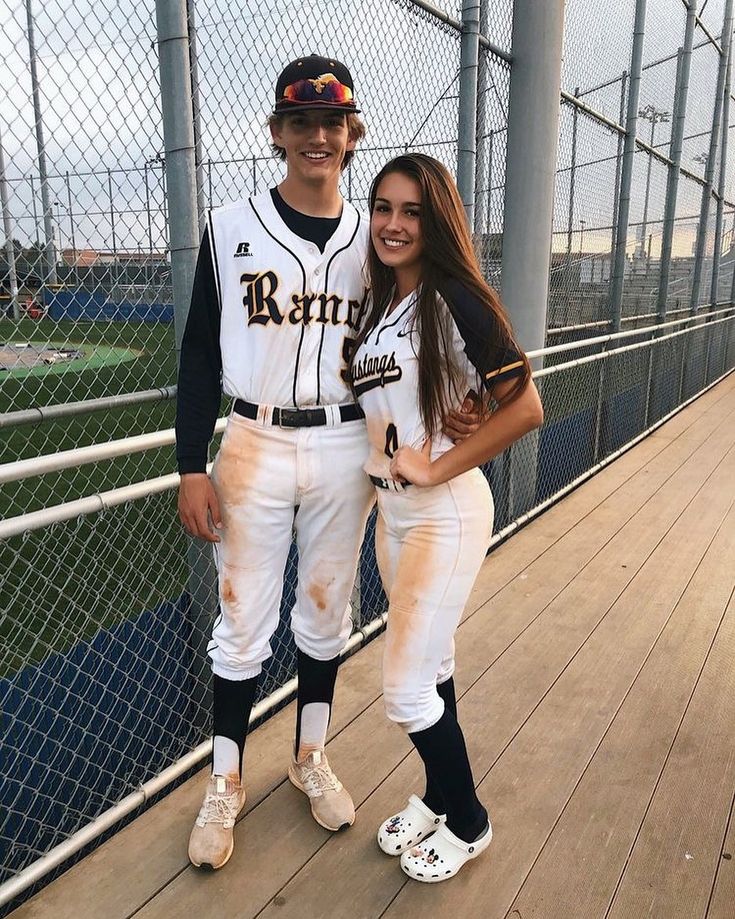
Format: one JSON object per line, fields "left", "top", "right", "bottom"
{"left": 0, "top": 122, "right": 20, "bottom": 319}
{"left": 24, "top": 0, "right": 57, "bottom": 289}
{"left": 637, "top": 104, "right": 670, "bottom": 259}
{"left": 65, "top": 171, "right": 77, "bottom": 287}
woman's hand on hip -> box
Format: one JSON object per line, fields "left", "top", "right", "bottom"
{"left": 389, "top": 440, "right": 437, "bottom": 487}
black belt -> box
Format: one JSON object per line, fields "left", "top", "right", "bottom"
{"left": 369, "top": 474, "right": 411, "bottom": 490}
{"left": 234, "top": 399, "right": 363, "bottom": 428}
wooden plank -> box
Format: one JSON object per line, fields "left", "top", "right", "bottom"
{"left": 707, "top": 794, "right": 735, "bottom": 918}
{"left": 248, "top": 394, "right": 735, "bottom": 917}
{"left": 507, "top": 501, "right": 735, "bottom": 919}
{"left": 607, "top": 589, "right": 735, "bottom": 919}
{"left": 462, "top": 374, "right": 735, "bottom": 621}
{"left": 378, "top": 440, "right": 735, "bottom": 917}
{"left": 10, "top": 378, "right": 735, "bottom": 919}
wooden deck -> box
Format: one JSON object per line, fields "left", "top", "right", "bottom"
{"left": 11, "top": 374, "right": 735, "bottom": 919}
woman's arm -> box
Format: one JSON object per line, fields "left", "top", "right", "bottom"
{"left": 390, "top": 377, "right": 544, "bottom": 487}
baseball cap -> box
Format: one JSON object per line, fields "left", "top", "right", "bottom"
{"left": 273, "top": 55, "right": 360, "bottom": 114}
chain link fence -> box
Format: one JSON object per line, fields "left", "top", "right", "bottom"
{"left": 2, "top": 0, "right": 735, "bottom": 912}
{"left": 548, "top": 0, "right": 735, "bottom": 336}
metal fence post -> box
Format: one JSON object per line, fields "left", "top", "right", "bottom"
{"left": 502, "top": 0, "right": 565, "bottom": 517}
{"left": 155, "top": 0, "right": 200, "bottom": 352}
{"left": 473, "top": 0, "right": 489, "bottom": 236}
{"left": 565, "top": 87, "right": 580, "bottom": 293}
{"left": 25, "top": 0, "right": 57, "bottom": 289}
{"left": 710, "top": 0, "right": 734, "bottom": 309}
{"left": 502, "top": 0, "right": 565, "bottom": 353}
{"left": 690, "top": 0, "right": 732, "bottom": 313}
{"left": 457, "top": 0, "right": 480, "bottom": 227}
{"left": 186, "top": 0, "right": 206, "bottom": 235}
{"left": 610, "top": 71, "right": 628, "bottom": 276}
{"left": 609, "top": 0, "right": 647, "bottom": 333}
{"left": 657, "top": 1, "right": 698, "bottom": 323}
{"left": 155, "top": 0, "right": 216, "bottom": 724}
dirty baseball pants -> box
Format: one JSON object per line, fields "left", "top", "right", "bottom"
{"left": 375, "top": 467, "right": 494, "bottom": 734}
{"left": 376, "top": 467, "right": 493, "bottom": 838}
{"left": 208, "top": 409, "right": 375, "bottom": 680}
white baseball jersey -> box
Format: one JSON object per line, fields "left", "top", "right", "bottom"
{"left": 352, "top": 282, "right": 525, "bottom": 479}
{"left": 176, "top": 187, "right": 375, "bottom": 678}
{"left": 208, "top": 191, "right": 369, "bottom": 408}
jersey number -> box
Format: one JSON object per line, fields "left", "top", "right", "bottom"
{"left": 340, "top": 336, "right": 358, "bottom": 384}
{"left": 384, "top": 423, "right": 398, "bottom": 458}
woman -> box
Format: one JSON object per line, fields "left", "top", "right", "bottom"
{"left": 350, "top": 153, "right": 543, "bottom": 883}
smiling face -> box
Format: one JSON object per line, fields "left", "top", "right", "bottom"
{"left": 370, "top": 171, "right": 424, "bottom": 291}
{"left": 270, "top": 110, "right": 355, "bottom": 186}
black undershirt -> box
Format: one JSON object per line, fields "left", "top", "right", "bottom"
{"left": 175, "top": 189, "right": 341, "bottom": 473}
{"left": 269, "top": 187, "right": 341, "bottom": 253}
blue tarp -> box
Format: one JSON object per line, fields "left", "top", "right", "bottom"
{"left": 45, "top": 290, "right": 173, "bottom": 323}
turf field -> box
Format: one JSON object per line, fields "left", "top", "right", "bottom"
{"left": 0, "top": 316, "right": 195, "bottom": 676}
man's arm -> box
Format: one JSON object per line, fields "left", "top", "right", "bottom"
{"left": 175, "top": 226, "right": 224, "bottom": 542}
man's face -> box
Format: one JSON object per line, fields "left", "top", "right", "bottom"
{"left": 270, "top": 110, "right": 355, "bottom": 185}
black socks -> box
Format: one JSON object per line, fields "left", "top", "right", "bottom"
{"left": 212, "top": 673, "right": 260, "bottom": 780}
{"left": 294, "top": 649, "right": 340, "bottom": 757}
{"left": 421, "top": 677, "right": 457, "bottom": 815}
{"left": 410, "top": 700, "right": 488, "bottom": 843}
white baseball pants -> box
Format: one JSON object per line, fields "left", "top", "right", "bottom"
{"left": 376, "top": 468, "right": 494, "bottom": 734}
{"left": 207, "top": 410, "right": 375, "bottom": 680}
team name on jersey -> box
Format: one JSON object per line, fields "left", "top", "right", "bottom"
{"left": 352, "top": 350, "right": 403, "bottom": 395}
{"left": 241, "top": 270, "right": 368, "bottom": 330}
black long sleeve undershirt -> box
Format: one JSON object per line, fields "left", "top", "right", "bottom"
{"left": 175, "top": 226, "right": 222, "bottom": 474}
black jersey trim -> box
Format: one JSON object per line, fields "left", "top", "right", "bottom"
{"left": 316, "top": 210, "right": 361, "bottom": 404}
{"left": 375, "top": 293, "right": 416, "bottom": 347}
{"left": 207, "top": 210, "right": 223, "bottom": 312}
{"left": 248, "top": 197, "right": 307, "bottom": 406}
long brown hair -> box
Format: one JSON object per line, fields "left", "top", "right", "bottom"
{"left": 351, "top": 153, "right": 531, "bottom": 438}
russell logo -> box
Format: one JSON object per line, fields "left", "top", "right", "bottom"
{"left": 234, "top": 242, "right": 252, "bottom": 257}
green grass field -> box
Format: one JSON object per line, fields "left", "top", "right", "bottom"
{"left": 0, "top": 317, "right": 193, "bottom": 676}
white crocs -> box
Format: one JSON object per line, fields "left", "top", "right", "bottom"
{"left": 400, "top": 820, "right": 493, "bottom": 882}
{"left": 377, "top": 794, "right": 446, "bottom": 855}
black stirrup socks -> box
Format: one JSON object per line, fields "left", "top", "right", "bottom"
{"left": 421, "top": 677, "right": 457, "bottom": 815}
{"left": 212, "top": 672, "right": 260, "bottom": 780}
{"left": 410, "top": 703, "right": 488, "bottom": 843}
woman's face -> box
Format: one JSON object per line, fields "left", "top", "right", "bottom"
{"left": 370, "top": 172, "right": 424, "bottom": 275}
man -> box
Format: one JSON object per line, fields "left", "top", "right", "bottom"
{"left": 175, "top": 54, "right": 374, "bottom": 870}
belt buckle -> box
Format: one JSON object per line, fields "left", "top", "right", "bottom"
{"left": 276, "top": 408, "right": 301, "bottom": 428}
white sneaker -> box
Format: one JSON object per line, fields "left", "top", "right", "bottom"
{"left": 288, "top": 750, "right": 355, "bottom": 831}
{"left": 188, "top": 774, "right": 247, "bottom": 870}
